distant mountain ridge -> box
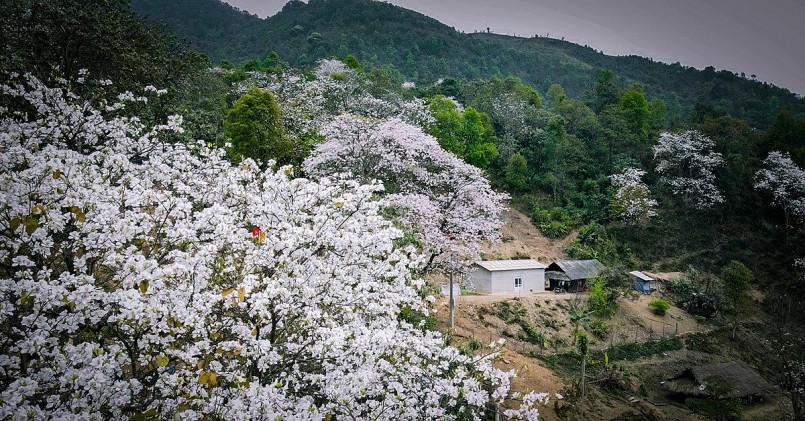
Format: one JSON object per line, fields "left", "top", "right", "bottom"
{"left": 132, "top": 0, "right": 804, "bottom": 128}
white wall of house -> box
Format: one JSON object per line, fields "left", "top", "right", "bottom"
{"left": 469, "top": 267, "right": 545, "bottom": 294}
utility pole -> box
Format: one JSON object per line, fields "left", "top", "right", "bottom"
{"left": 449, "top": 266, "right": 455, "bottom": 328}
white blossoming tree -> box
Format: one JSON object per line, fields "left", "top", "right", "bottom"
{"left": 0, "top": 76, "right": 542, "bottom": 419}
{"left": 653, "top": 130, "right": 724, "bottom": 210}
{"left": 239, "top": 60, "right": 433, "bottom": 137}
{"left": 755, "top": 151, "right": 805, "bottom": 227}
{"left": 609, "top": 167, "right": 658, "bottom": 224}
{"left": 304, "top": 114, "right": 508, "bottom": 272}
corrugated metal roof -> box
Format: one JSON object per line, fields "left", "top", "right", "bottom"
{"left": 547, "top": 260, "right": 605, "bottom": 280}
{"left": 545, "top": 271, "right": 570, "bottom": 281}
{"left": 629, "top": 271, "right": 654, "bottom": 281}
{"left": 474, "top": 259, "right": 548, "bottom": 271}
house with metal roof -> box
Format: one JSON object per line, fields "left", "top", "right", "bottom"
{"left": 469, "top": 259, "right": 548, "bottom": 294}
{"left": 630, "top": 270, "right": 657, "bottom": 294}
{"left": 545, "top": 259, "right": 605, "bottom": 292}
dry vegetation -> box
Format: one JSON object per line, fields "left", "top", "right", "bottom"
{"left": 428, "top": 206, "right": 793, "bottom": 420}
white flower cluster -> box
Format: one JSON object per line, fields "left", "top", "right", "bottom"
{"left": 609, "top": 167, "right": 658, "bottom": 224}
{"left": 314, "top": 58, "right": 350, "bottom": 78}
{"left": 755, "top": 150, "right": 805, "bottom": 226}
{"left": 489, "top": 93, "right": 541, "bottom": 142}
{"left": 0, "top": 76, "right": 538, "bottom": 419}
{"left": 654, "top": 130, "right": 724, "bottom": 210}
{"left": 239, "top": 61, "right": 433, "bottom": 136}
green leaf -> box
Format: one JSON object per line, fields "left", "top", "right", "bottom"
{"left": 155, "top": 355, "right": 169, "bottom": 367}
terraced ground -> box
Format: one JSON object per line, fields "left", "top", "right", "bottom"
{"left": 428, "top": 206, "right": 790, "bottom": 420}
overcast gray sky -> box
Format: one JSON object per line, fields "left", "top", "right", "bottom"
{"left": 224, "top": 0, "right": 805, "bottom": 95}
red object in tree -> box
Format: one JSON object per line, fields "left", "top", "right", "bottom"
{"left": 251, "top": 226, "right": 261, "bottom": 237}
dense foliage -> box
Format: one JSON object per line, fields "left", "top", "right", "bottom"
{"left": 4, "top": 0, "right": 805, "bottom": 417}
{"left": 0, "top": 73, "right": 544, "bottom": 420}
{"left": 1, "top": 0, "right": 207, "bottom": 91}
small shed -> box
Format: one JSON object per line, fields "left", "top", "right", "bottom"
{"left": 469, "top": 259, "right": 547, "bottom": 294}
{"left": 545, "top": 259, "right": 605, "bottom": 292}
{"left": 663, "top": 360, "right": 773, "bottom": 402}
{"left": 630, "top": 271, "right": 656, "bottom": 294}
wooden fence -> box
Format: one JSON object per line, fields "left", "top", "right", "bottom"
{"left": 462, "top": 317, "right": 681, "bottom": 357}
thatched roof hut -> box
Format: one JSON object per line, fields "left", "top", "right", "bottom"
{"left": 663, "top": 360, "right": 773, "bottom": 399}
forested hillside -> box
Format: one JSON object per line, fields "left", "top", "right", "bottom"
{"left": 132, "top": 0, "right": 804, "bottom": 128}
{"left": 2, "top": 0, "right": 805, "bottom": 419}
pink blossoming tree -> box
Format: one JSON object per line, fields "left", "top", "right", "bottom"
{"left": 0, "top": 75, "right": 542, "bottom": 419}
{"left": 304, "top": 114, "right": 508, "bottom": 272}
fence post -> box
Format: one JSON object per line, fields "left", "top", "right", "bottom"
{"left": 662, "top": 323, "right": 666, "bottom": 338}
{"left": 634, "top": 325, "right": 639, "bottom": 343}
{"left": 675, "top": 322, "right": 678, "bottom": 335}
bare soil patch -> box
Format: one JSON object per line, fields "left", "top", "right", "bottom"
{"left": 482, "top": 208, "right": 571, "bottom": 263}
{"left": 425, "top": 205, "right": 791, "bottom": 419}
{"left": 616, "top": 293, "right": 708, "bottom": 337}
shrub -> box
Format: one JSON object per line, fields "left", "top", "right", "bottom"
{"left": 588, "top": 276, "right": 617, "bottom": 317}
{"left": 602, "top": 337, "right": 682, "bottom": 361}
{"left": 684, "top": 398, "right": 741, "bottom": 421}
{"left": 685, "top": 333, "right": 719, "bottom": 353}
{"left": 649, "top": 298, "right": 671, "bottom": 315}
{"left": 531, "top": 206, "right": 577, "bottom": 238}
{"left": 518, "top": 320, "right": 547, "bottom": 346}
{"left": 491, "top": 300, "right": 526, "bottom": 323}
{"left": 549, "top": 207, "right": 572, "bottom": 223}
{"left": 588, "top": 318, "right": 610, "bottom": 339}
{"left": 665, "top": 268, "right": 728, "bottom": 319}
{"left": 459, "top": 338, "right": 484, "bottom": 356}
{"left": 720, "top": 260, "right": 753, "bottom": 311}
{"left": 530, "top": 207, "right": 551, "bottom": 225}
{"left": 399, "top": 306, "right": 438, "bottom": 331}
{"left": 539, "top": 220, "right": 572, "bottom": 238}
{"left": 566, "top": 223, "right": 619, "bottom": 263}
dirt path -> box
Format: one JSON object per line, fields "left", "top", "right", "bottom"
{"left": 426, "top": 206, "right": 727, "bottom": 419}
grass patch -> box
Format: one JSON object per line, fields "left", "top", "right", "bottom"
{"left": 517, "top": 319, "right": 547, "bottom": 346}
{"left": 598, "top": 337, "right": 682, "bottom": 361}
{"left": 489, "top": 300, "right": 527, "bottom": 323}
{"left": 538, "top": 351, "right": 580, "bottom": 371}
{"left": 684, "top": 398, "right": 741, "bottom": 421}
{"left": 685, "top": 332, "right": 720, "bottom": 354}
